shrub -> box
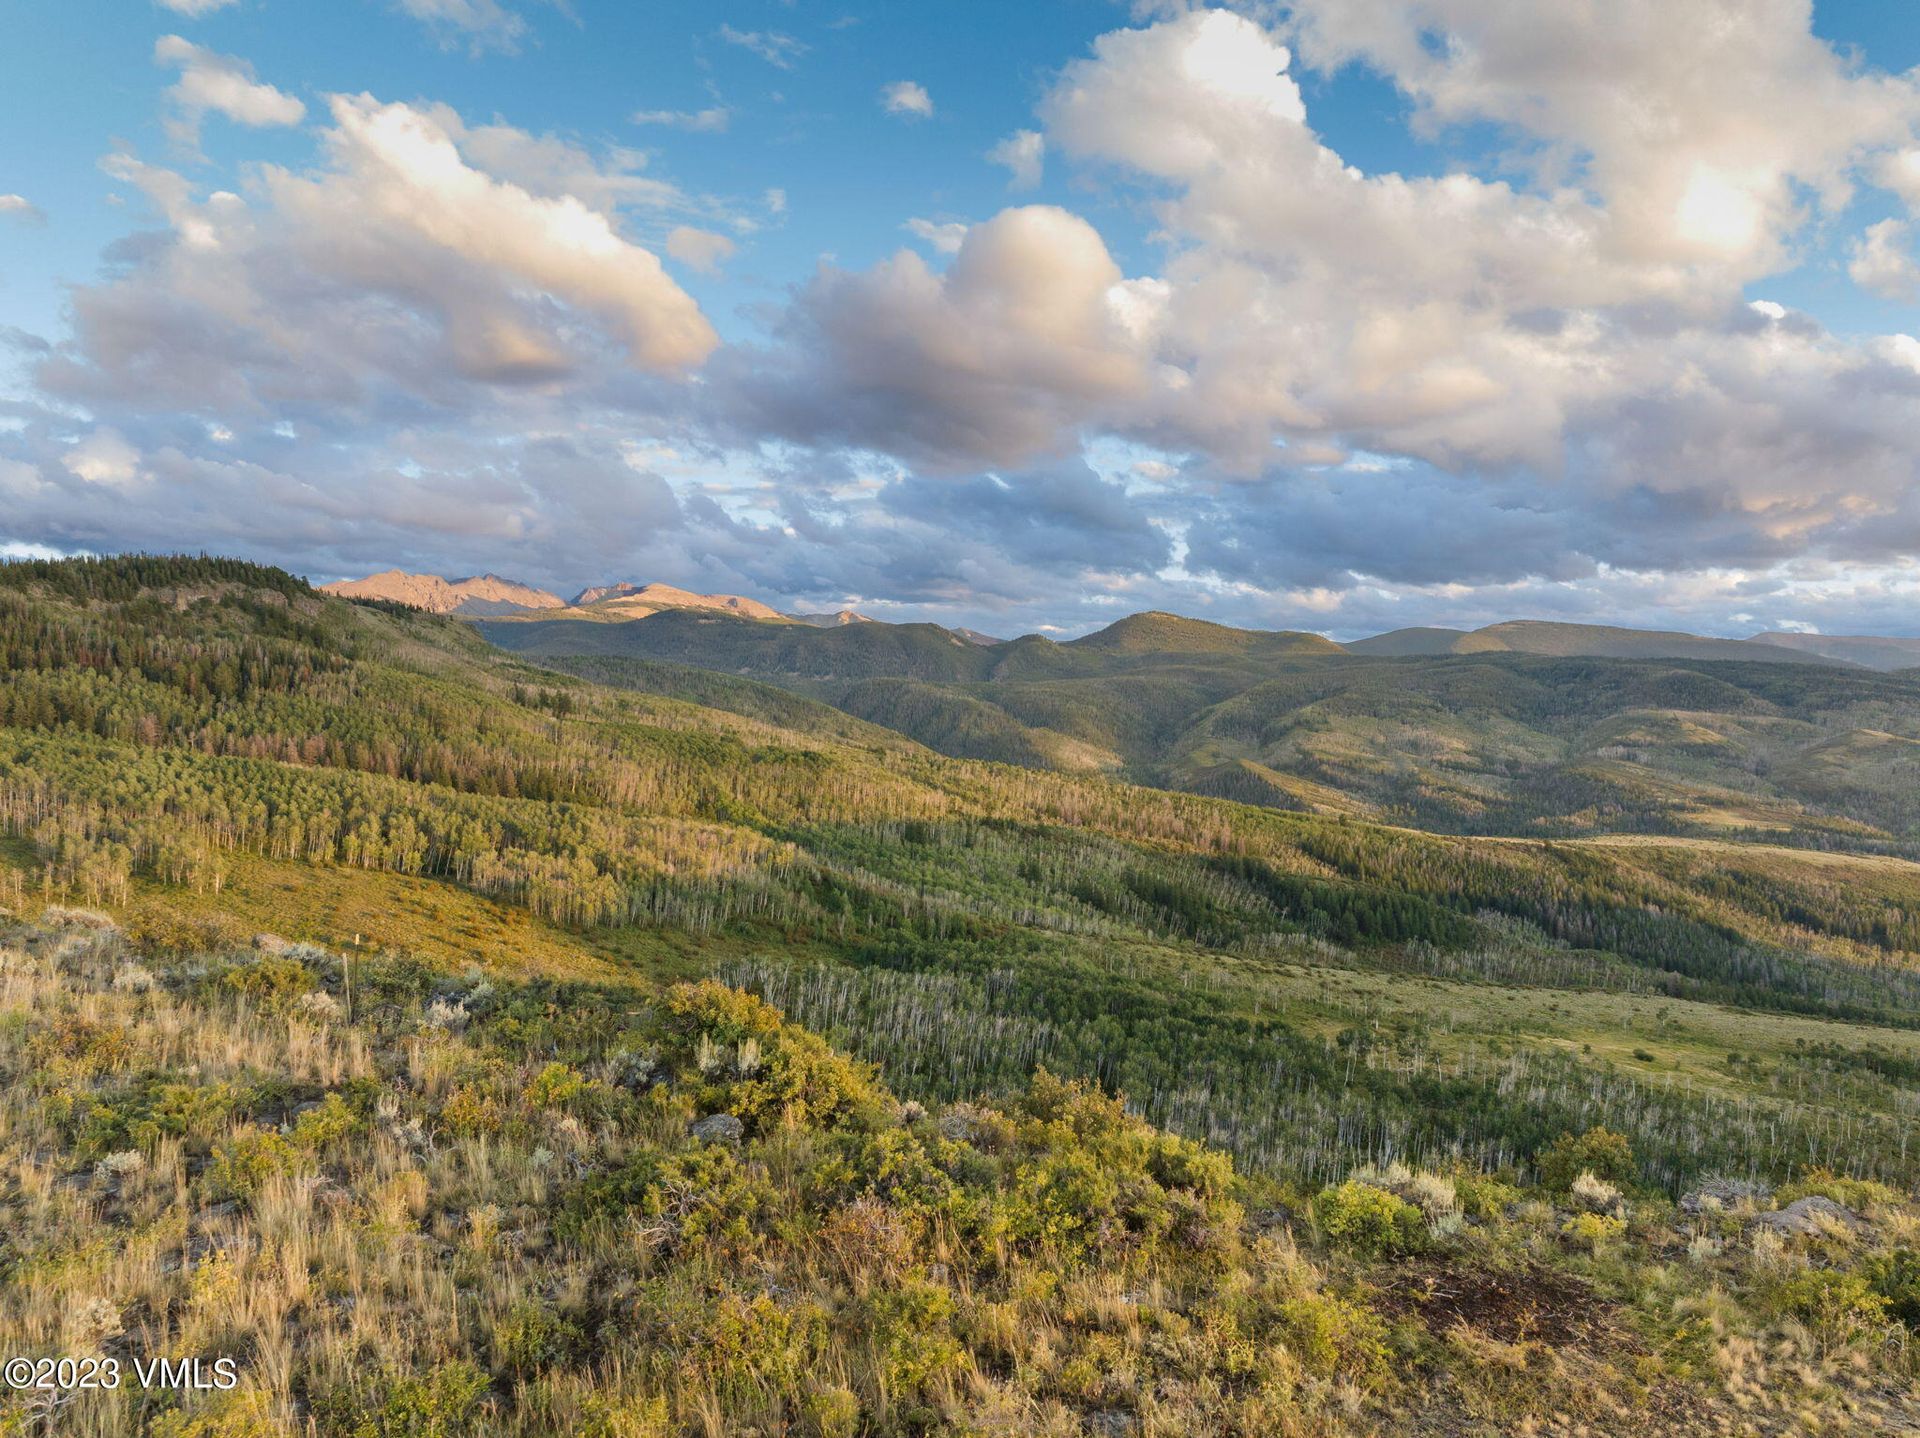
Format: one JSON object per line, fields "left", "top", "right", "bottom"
{"left": 440, "top": 1084, "right": 505, "bottom": 1138}
{"left": 1772, "top": 1268, "right": 1890, "bottom": 1345}
{"left": 1277, "top": 1290, "right": 1389, "bottom": 1381}
{"left": 1313, "top": 1181, "right": 1426, "bottom": 1258}
{"left": 491, "top": 1298, "right": 582, "bottom": 1378}
{"left": 1537, "top": 1127, "right": 1634, "bottom": 1191}
{"left": 1456, "top": 1172, "right": 1523, "bottom": 1221}
{"left": 802, "top": 1385, "right": 862, "bottom": 1438}
{"left": 206, "top": 1126, "right": 296, "bottom": 1199}
{"left": 866, "top": 1281, "right": 965, "bottom": 1394}
{"left": 1561, "top": 1212, "right": 1627, "bottom": 1254}
{"left": 311, "top": 1361, "right": 493, "bottom": 1437}
{"left": 1869, "top": 1248, "right": 1920, "bottom": 1329}
{"left": 292, "top": 1092, "right": 361, "bottom": 1150}
{"left": 661, "top": 982, "right": 886, "bottom": 1132}
{"left": 149, "top": 1390, "right": 285, "bottom": 1438}
{"left": 219, "top": 954, "right": 314, "bottom": 1009}
{"left": 522, "top": 1062, "right": 590, "bottom": 1112}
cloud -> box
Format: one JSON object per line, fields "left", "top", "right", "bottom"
{"left": 61, "top": 429, "right": 145, "bottom": 490}
{"left": 693, "top": 6, "right": 1920, "bottom": 606}
{"left": 904, "top": 218, "right": 967, "bottom": 254}
{"left": 394, "top": 0, "right": 529, "bottom": 54}
{"left": 665, "top": 225, "right": 736, "bottom": 275}
{"left": 881, "top": 81, "right": 933, "bottom": 119}
{"left": 16, "top": 2, "right": 1920, "bottom": 644}
{"left": 988, "top": 129, "right": 1044, "bottom": 188}
{"left": 156, "top": 0, "right": 240, "bottom": 14}
{"left": 718, "top": 26, "right": 805, "bottom": 69}
{"left": 0, "top": 194, "right": 45, "bottom": 224}
{"left": 47, "top": 94, "right": 715, "bottom": 417}
{"left": 632, "top": 106, "right": 730, "bottom": 133}
{"left": 1850, "top": 219, "right": 1920, "bottom": 300}
{"left": 721, "top": 205, "right": 1156, "bottom": 469}
{"left": 1281, "top": 0, "right": 1920, "bottom": 271}
{"left": 155, "top": 36, "right": 306, "bottom": 148}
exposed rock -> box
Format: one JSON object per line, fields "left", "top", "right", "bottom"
{"left": 690, "top": 1112, "right": 744, "bottom": 1145}
{"left": 1751, "top": 1195, "right": 1862, "bottom": 1236}
{"left": 1247, "top": 1205, "right": 1295, "bottom": 1233}
{"left": 563, "top": 582, "right": 784, "bottom": 621}
{"left": 319, "top": 570, "right": 563, "bottom": 615}
{"left": 1680, "top": 1177, "right": 1772, "bottom": 1215}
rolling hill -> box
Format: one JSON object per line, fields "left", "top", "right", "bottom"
{"left": 1351, "top": 619, "right": 1856, "bottom": 665}
{"left": 7, "top": 554, "right": 1920, "bottom": 1434}
{"left": 482, "top": 606, "right": 1920, "bottom": 844}
{"left": 1751, "top": 630, "right": 1920, "bottom": 670}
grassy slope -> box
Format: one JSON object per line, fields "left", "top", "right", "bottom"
{"left": 3, "top": 912, "right": 1917, "bottom": 1437}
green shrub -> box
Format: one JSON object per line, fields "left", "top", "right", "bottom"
{"left": 802, "top": 1385, "right": 862, "bottom": 1438}
{"left": 522, "top": 1061, "right": 590, "bottom": 1111}
{"left": 206, "top": 1126, "right": 297, "bottom": 1199}
{"left": 1277, "top": 1290, "right": 1389, "bottom": 1381}
{"left": 1773, "top": 1268, "right": 1890, "bottom": 1345}
{"left": 220, "top": 954, "right": 314, "bottom": 1009}
{"left": 1312, "top": 1181, "right": 1426, "bottom": 1258}
{"left": 311, "top": 1360, "right": 493, "bottom": 1437}
{"left": 1869, "top": 1247, "right": 1920, "bottom": 1329}
{"left": 1536, "top": 1127, "right": 1634, "bottom": 1191}
{"left": 491, "top": 1298, "right": 581, "bottom": 1378}
{"left": 866, "top": 1281, "right": 964, "bottom": 1394}
{"left": 292, "top": 1092, "right": 361, "bottom": 1150}
{"left": 661, "top": 982, "right": 886, "bottom": 1132}
{"left": 1561, "top": 1211, "right": 1627, "bottom": 1254}
{"left": 149, "top": 1390, "right": 284, "bottom": 1438}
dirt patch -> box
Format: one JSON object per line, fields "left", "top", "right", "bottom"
{"left": 1377, "top": 1262, "right": 1611, "bottom": 1348}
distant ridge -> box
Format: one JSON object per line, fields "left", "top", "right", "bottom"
{"left": 1070, "top": 611, "right": 1344, "bottom": 658}
{"left": 1348, "top": 619, "right": 1855, "bottom": 667}
{"left": 1751, "top": 632, "right": 1920, "bottom": 672}
{"left": 1344, "top": 626, "right": 1472, "bottom": 657}
{"left": 318, "top": 569, "right": 563, "bottom": 616}
{"left": 793, "top": 609, "right": 878, "bottom": 628}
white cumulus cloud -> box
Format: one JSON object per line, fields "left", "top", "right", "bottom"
{"left": 881, "top": 81, "right": 933, "bottom": 119}
{"left": 988, "top": 129, "right": 1044, "bottom": 188}
{"left": 155, "top": 36, "right": 305, "bottom": 148}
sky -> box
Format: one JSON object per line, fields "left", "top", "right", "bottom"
{"left": 5, "top": 2, "right": 1920, "bottom": 639}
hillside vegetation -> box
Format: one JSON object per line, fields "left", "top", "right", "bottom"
{"left": 3, "top": 556, "right": 1920, "bottom": 1432}
{"left": 3, "top": 910, "right": 1919, "bottom": 1437}
{"left": 486, "top": 608, "right": 1920, "bottom": 845}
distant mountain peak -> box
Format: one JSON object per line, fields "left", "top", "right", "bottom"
{"left": 318, "top": 569, "right": 563, "bottom": 616}
{"left": 557, "top": 582, "right": 784, "bottom": 622}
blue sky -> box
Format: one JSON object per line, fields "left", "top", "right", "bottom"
{"left": 5, "top": 0, "right": 1920, "bottom": 639}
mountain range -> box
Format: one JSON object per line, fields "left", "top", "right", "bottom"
{"left": 322, "top": 568, "right": 1918, "bottom": 670}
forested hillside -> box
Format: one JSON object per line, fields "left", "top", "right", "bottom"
{"left": 489, "top": 606, "right": 1920, "bottom": 844}
{"left": 4, "top": 556, "right": 1920, "bottom": 1433}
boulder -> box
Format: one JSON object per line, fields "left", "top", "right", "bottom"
{"left": 1750, "top": 1195, "right": 1862, "bottom": 1236}
{"left": 690, "top": 1112, "right": 744, "bottom": 1145}
{"left": 1679, "top": 1177, "right": 1771, "bottom": 1215}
